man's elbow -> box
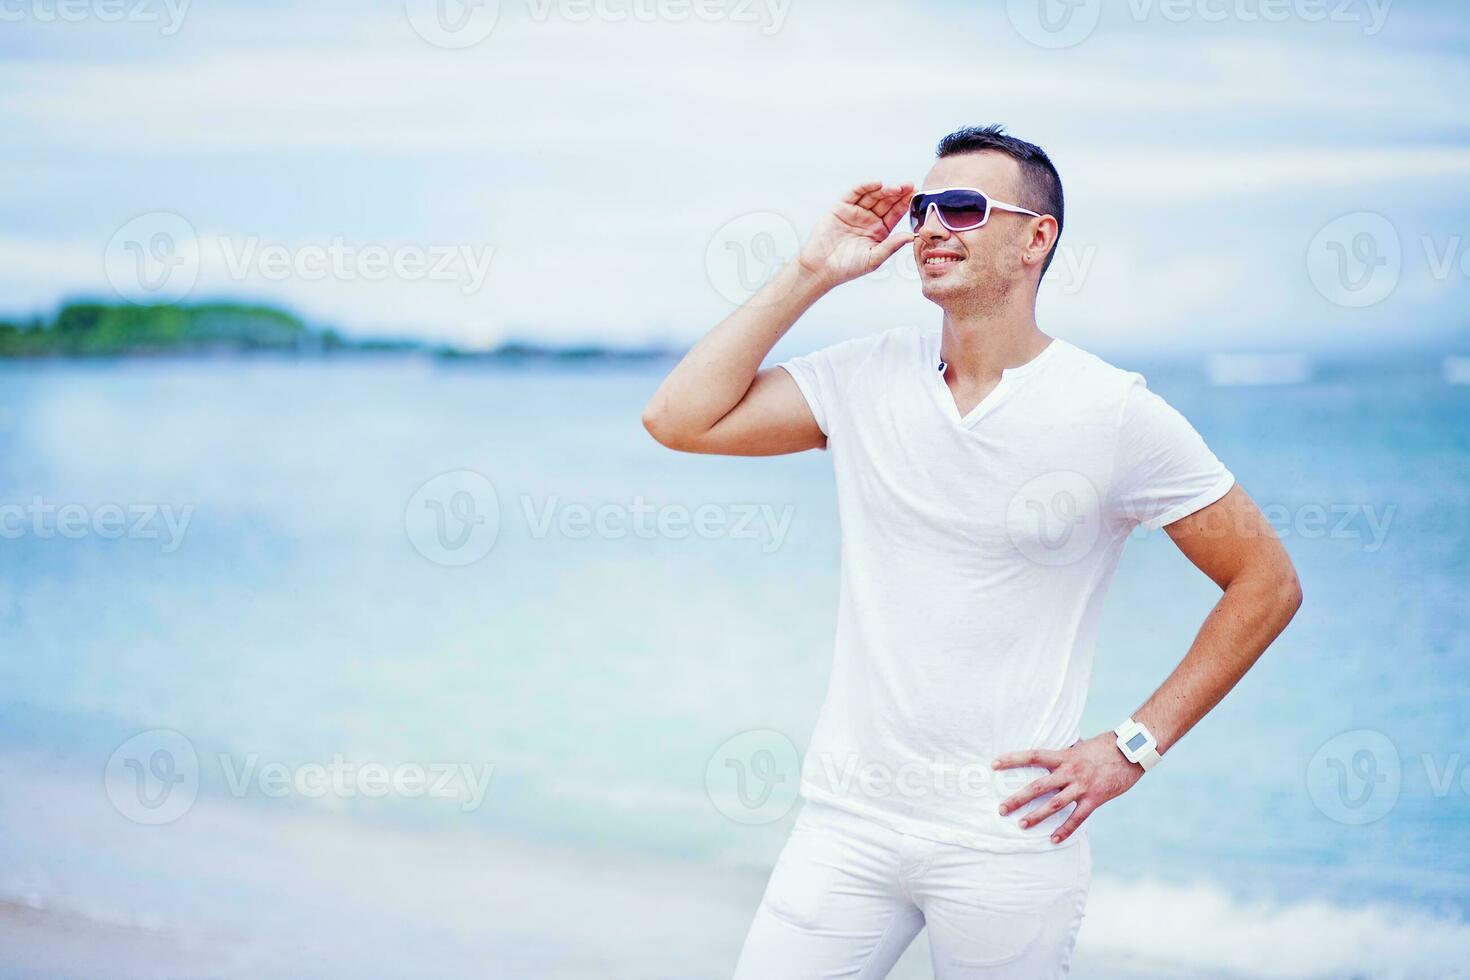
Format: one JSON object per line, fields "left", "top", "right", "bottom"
{"left": 1275, "top": 561, "right": 1304, "bottom": 622}
{"left": 640, "top": 401, "right": 697, "bottom": 452}
{"left": 1234, "top": 548, "right": 1303, "bottom": 627}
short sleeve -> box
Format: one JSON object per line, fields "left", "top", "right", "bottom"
{"left": 775, "top": 332, "right": 885, "bottom": 444}
{"left": 1107, "top": 378, "right": 1235, "bottom": 530}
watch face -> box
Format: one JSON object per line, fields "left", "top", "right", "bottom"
{"left": 1126, "top": 731, "right": 1149, "bottom": 752}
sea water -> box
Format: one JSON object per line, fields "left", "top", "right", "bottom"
{"left": 0, "top": 354, "right": 1466, "bottom": 978}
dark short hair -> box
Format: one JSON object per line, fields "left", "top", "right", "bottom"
{"left": 935, "top": 124, "right": 1063, "bottom": 280}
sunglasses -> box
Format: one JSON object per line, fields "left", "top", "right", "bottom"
{"left": 908, "top": 187, "right": 1041, "bottom": 233}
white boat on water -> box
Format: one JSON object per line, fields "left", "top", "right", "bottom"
{"left": 1205, "top": 353, "right": 1314, "bottom": 387}
{"left": 1444, "top": 356, "right": 1470, "bottom": 385}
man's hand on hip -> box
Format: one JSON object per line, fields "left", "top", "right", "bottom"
{"left": 991, "top": 733, "right": 1145, "bottom": 844}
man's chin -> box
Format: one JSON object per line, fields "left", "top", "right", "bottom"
{"left": 920, "top": 278, "right": 969, "bottom": 304}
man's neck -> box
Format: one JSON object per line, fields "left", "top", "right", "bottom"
{"left": 937, "top": 290, "right": 1051, "bottom": 382}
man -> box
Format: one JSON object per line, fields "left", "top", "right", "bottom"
{"left": 642, "top": 125, "right": 1302, "bottom": 978}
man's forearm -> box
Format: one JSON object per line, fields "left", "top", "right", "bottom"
{"left": 1130, "top": 564, "right": 1302, "bottom": 756}
{"left": 642, "top": 259, "right": 830, "bottom": 443}
{"left": 995, "top": 495, "right": 1302, "bottom": 844}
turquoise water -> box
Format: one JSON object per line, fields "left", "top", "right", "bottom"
{"left": 1, "top": 355, "right": 1467, "bottom": 975}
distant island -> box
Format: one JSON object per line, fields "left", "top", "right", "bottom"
{"left": 0, "top": 301, "right": 673, "bottom": 362}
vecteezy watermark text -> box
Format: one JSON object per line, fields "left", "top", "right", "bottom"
{"left": 1122, "top": 0, "right": 1391, "bottom": 33}
{"left": 216, "top": 237, "right": 495, "bottom": 295}
{"left": 523, "top": 0, "right": 790, "bottom": 32}
{"left": 104, "top": 211, "right": 496, "bottom": 304}
{"left": 218, "top": 754, "right": 494, "bottom": 812}
{"left": 1, "top": 497, "right": 193, "bottom": 553}
{"left": 404, "top": 0, "right": 792, "bottom": 49}
{"left": 704, "top": 729, "right": 1068, "bottom": 826}
{"left": 105, "top": 729, "right": 496, "bottom": 825}
{"left": 1005, "top": 469, "right": 1398, "bottom": 569}
{"left": 404, "top": 470, "right": 798, "bottom": 567}
{"left": 1006, "top": 0, "right": 1392, "bottom": 50}
{"left": 0, "top": 0, "right": 192, "bottom": 34}
{"left": 703, "top": 211, "right": 1100, "bottom": 307}
{"left": 520, "top": 495, "right": 793, "bottom": 552}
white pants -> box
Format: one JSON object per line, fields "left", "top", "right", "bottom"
{"left": 733, "top": 799, "right": 1091, "bottom": 979}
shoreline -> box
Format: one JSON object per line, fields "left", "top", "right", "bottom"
{"left": 6, "top": 754, "right": 1469, "bottom": 979}
{"left": 0, "top": 749, "right": 1221, "bottom": 980}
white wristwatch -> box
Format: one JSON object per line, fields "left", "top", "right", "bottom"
{"left": 1113, "top": 718, "right": 1162, "bottom": 772}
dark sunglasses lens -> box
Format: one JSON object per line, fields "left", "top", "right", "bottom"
{"left": 936, "top": 191, "right": 987, "bottom": 229}
{"left": 909, "top": 192, "right": 989, "bottom": 231}
{"left": 908, "top": 197, "right": 927, "bottom": 231}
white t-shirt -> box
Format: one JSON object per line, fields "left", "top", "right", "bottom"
{"left": 777, "top": 325, "right": 1235, "bottom": 852}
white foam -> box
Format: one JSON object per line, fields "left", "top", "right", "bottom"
{"left": 1206, "top": 353, "right": 1315, "bottom": 387}
{"left": 1080, "top": 875, "right": 1470, "bottom": 979}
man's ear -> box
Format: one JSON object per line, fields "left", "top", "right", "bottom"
{"left": 1027, "top": 215, "right": 1059, "bottom": 267}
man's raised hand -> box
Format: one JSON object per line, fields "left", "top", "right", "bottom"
{"left": 797, "top": 182, "right": 915, "bottom": 289}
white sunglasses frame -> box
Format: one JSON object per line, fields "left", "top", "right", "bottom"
{"left": 909, "top": 186, "right": 1041, "bottom": 233}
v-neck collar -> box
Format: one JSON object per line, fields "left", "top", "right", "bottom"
{"left": 921, "top": 329, "right": 1063, "bottom": 430}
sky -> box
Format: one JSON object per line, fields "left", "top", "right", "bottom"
{"left": 2, "top": 0, "right": 1468, "bottom": 357}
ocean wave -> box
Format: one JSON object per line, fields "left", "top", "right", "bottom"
{"left": 1081, "top": 875, "right": 1470, "bottom": 979}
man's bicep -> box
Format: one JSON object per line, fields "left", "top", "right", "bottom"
{"left": 1163, "top": 484, "right": 1286, "bottom": 590}
{"left": 689, "top": 366, "right": 827, "bottom": 456}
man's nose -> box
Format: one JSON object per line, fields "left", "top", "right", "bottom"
{"left": 916, "top": 203, "right": 950, "bottom": 239}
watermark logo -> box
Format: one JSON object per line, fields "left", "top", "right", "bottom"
{"left": 406, "top": 472, "right": 797, "bottom": 566}
{"left": 405, "top": 0, "right": 501, "bottom": 47}
{"left": 105, "top": 729, "right": 200, "bottom": 825}
{"left": 405, "top": 470, "right": 501, "bottom": 567}
{"left": 520, "top": 495, "right": 793, "bottom": 552}
{"left": 215, "top": 237, "right": 495, "bottom": 295}
{"left": 1006, "top": 471, "right": 1103, "bottom": 567}
{"left": 704, "top": 741, "right": 1079, "bottom": 826}
{"left": 1009, "top": 0, "right": 1393, "bottom": 44}
{"left": 0, "top": 497, "right": 194, "bottom": 553}
{"left": 406, "top": 0, "right": 789, "bottom": 46}
{"left": 1040, "top": 243, "right": 1099, "bottom": 296}
{"left": 1423, "top": 235, "right": 1470, "bottom": 287}
{"left": 104, "top": 730, "right": 496, "bottom": 824}
{"left": 706, "top": 211, "right": 800, "bottom": 306}
{"left": 0, "top": 0, "right": 192, "bottom": 35}
{"left": 1306, "top": 211, "right": 1401, "bottom": 308}
{"left": 1007, "top": 0, "right": 1103, "bottom": 49}
{"left": 1257, "top": 502, "right": 1394, "bottom": 553}
{"left": 1124, "top": 0, "right": 1392, "bottom": 34}
{"left": 218, "top": 755, "right": 494, "bottom": 812}
{"left": 706, "top": 210, "right": 1096, "bottom": 301}
{"left": 1125, "top": 497, "right": 1396, "bottom": 553}
{"left": 1423, "top": 753, "right": 1470, "bottom": 801}
{"left": 104, "top": 211, "right": 200, "bottom": 304}
{"left": 104, "top": 211, "right": 496, "bottom": 305}
{"left": 811, "top": 752, "right": 1043, "bottom": 804}
{"left": 527, "top": 0, "right": 790, "bottom": 33}
{"left": 1306, "top": 729, "right": 1400, "bottom": 825}
{"left": 705, "top": 728, "right": 801, "bottom": 825}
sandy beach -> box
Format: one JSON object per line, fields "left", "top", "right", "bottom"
{"left": 10, "top": 748, "right": 1470, "bottom": 979}
{"left": 0, "top": 748, "right": 1234, "bottom": 980}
